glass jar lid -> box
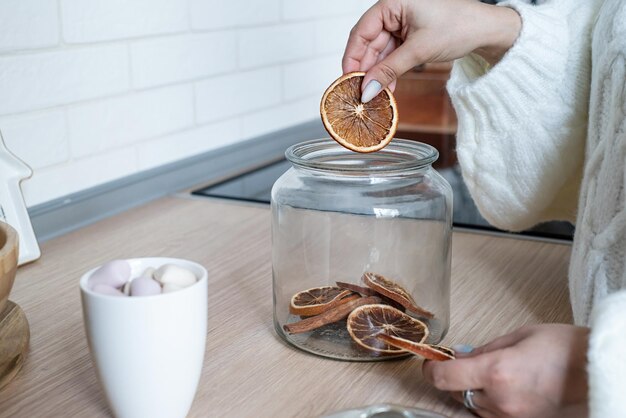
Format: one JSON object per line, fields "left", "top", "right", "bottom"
{"left": 285, "top": 138, "right": 438, "bottom": 175}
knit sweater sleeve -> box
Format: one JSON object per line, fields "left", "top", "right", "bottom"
{"left": 447, "top": 0, "right": 600, "bottom": 231}
{"left": 588, "top": 290, "right": 626, "bottom": 417}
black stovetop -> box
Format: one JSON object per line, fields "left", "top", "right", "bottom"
{"left": 193, "top": 160, "right": 574, "bottom": 242}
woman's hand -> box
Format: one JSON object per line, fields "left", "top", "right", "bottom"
{"left": 343, "top": 0, "right": 521, "bottom": 102}
{"left": 422, "top": 325, "right": 590, "bottom": 418}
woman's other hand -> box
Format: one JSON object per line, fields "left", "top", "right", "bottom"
{"left": 422, "top": 324, "right": 590, "bottom": 418}
{"left": 343, "top": 0, "right": 521, "bottom": 102}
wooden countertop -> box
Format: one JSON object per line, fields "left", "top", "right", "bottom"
{"left": 0, "top": 197, "right": 572, "bottom": 417}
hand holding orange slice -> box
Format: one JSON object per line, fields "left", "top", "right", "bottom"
{"left": 320, "top": 72, "right": 398, "bottom": 153}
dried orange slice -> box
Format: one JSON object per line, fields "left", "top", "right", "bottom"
{"left": 320, "top": 72, "right": 398, "bottom": 153}
{"left": 289, "top": 286, "right": 354, "bottom": 316}
{"left": 337, "top": 280, "right": 405, "bottom": 311}
{"left": 377, "top": 334, "right": 455, "bottom": 361}
{"left": 362, "top": 272, "right": 434, "bottom": 319}
{"left": 347, "top": 304, "right": 428, "bottom": 354}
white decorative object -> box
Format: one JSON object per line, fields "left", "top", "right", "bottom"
{"left": 0, "top": 132, "right": 40, "bottom": 265}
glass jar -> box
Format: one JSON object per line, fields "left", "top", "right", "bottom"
{"left": 271, "top": 138, "right": 452, "bottom": 361}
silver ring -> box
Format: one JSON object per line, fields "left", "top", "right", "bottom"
{"left": 463, "top": 389, "right": 477, "bottom": 410}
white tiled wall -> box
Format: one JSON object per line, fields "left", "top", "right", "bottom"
{"left": 0, "top": 0, "right": 375, "bottom": 207}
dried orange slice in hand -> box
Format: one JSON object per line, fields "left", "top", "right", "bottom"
{"left": 289, "top": 286, "right": 354, "bottom": 316}
{"left": 347, "top": 304, "right": 428, "bottom": 354}
{"left": 320, "top": 72, "right": 398, "bottom": 153}
{"left": 362, "top": 272, "right": 434, "bottom": 319}
{"left": 377, "top": 334, "right": 455, "bottom": 361}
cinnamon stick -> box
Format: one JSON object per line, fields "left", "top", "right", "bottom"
{"left": 335, "top": 281, "right": 377, "bottom": 296}
{"left": 283, "top": 296, "right": 380, "bottom": 334}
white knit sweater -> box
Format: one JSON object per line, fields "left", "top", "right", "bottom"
{"left": 448, "top": 0, "right": 626, "bottom": 416}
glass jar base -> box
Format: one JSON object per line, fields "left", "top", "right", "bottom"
{"left": 277, "top": 315, "right": 447, "bottom": 362}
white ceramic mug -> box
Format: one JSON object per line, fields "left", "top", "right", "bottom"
{"left": 80, "top": 258, "right": 208, "bottom": 418}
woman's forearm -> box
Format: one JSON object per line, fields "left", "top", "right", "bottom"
{"left": 473, "top": 4, "right": 522, "bottom": 65}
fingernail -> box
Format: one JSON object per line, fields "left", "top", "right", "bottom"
{"left": 361, "top": 80, "right": 382, "bottom": 103}
{"left": 452, "top": 344, "right": 474, "bottom": 353}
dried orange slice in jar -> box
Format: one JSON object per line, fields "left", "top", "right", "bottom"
{"left": 347, "top": 304, "right": 428, "bottom": 354}
{"left": 289, "top": 286, "right": 354, "bottom": 316}
{"left": 362, "top": 272, "right": 434, "bottom": 319}
{"left": 377, "top": 334, "right": 455, "bottom": 361}
{"left": 320, "top": 72, "right": 398, "bottom": 153}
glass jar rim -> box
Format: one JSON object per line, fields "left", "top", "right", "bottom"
{"left": 285, "top": 138, "right": 439, "bottom": 174}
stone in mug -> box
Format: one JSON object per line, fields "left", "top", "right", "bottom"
{"left": 87, "top": 259, "right": 131, "bottom": 290}
{"left": 154, "top": 264, "right": 197, "bottom": 288}
{"left": 130, "top": 276, "right": 161, "bottom": 297}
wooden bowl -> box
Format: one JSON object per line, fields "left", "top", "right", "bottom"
{"left": 0, "top": 222, "right": 27, "bottom": 391}
{"left": 0, "top": 222, "right": 19, "bottom": 314}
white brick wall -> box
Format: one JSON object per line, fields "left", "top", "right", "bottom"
{"left": 0, "top": 0, "right": 376, "bottom": 207}
{"left": 0, "top": 0, "right": 59, "bottom": 52}
{"left": 68, "top": 85, "right": 195, "bottom": 157}
{"left": 283, "top": 56, "right": 341, "bottom": 101}
{"left": 241, "top": 95, "right": 319, "bottom": 139}
{"left": 61, "top": 0, "right": 188, "bottom": 43}
{"left": 0, "top": 46, "right": 130, "bottom": 115}
{"left": 238, "top": 23, "right": 315, "bottom": 69}
{"left": 136, "top": 119, "right": 242, "bottom": 171}
{"left": 195, "top": 67, "right": 281, "bottom": 124}
{"left": 190, "top": 0, "right": 281, "bottom": 30}
{"left": 130, "top": 33, "right": 238, "bottom": 88}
